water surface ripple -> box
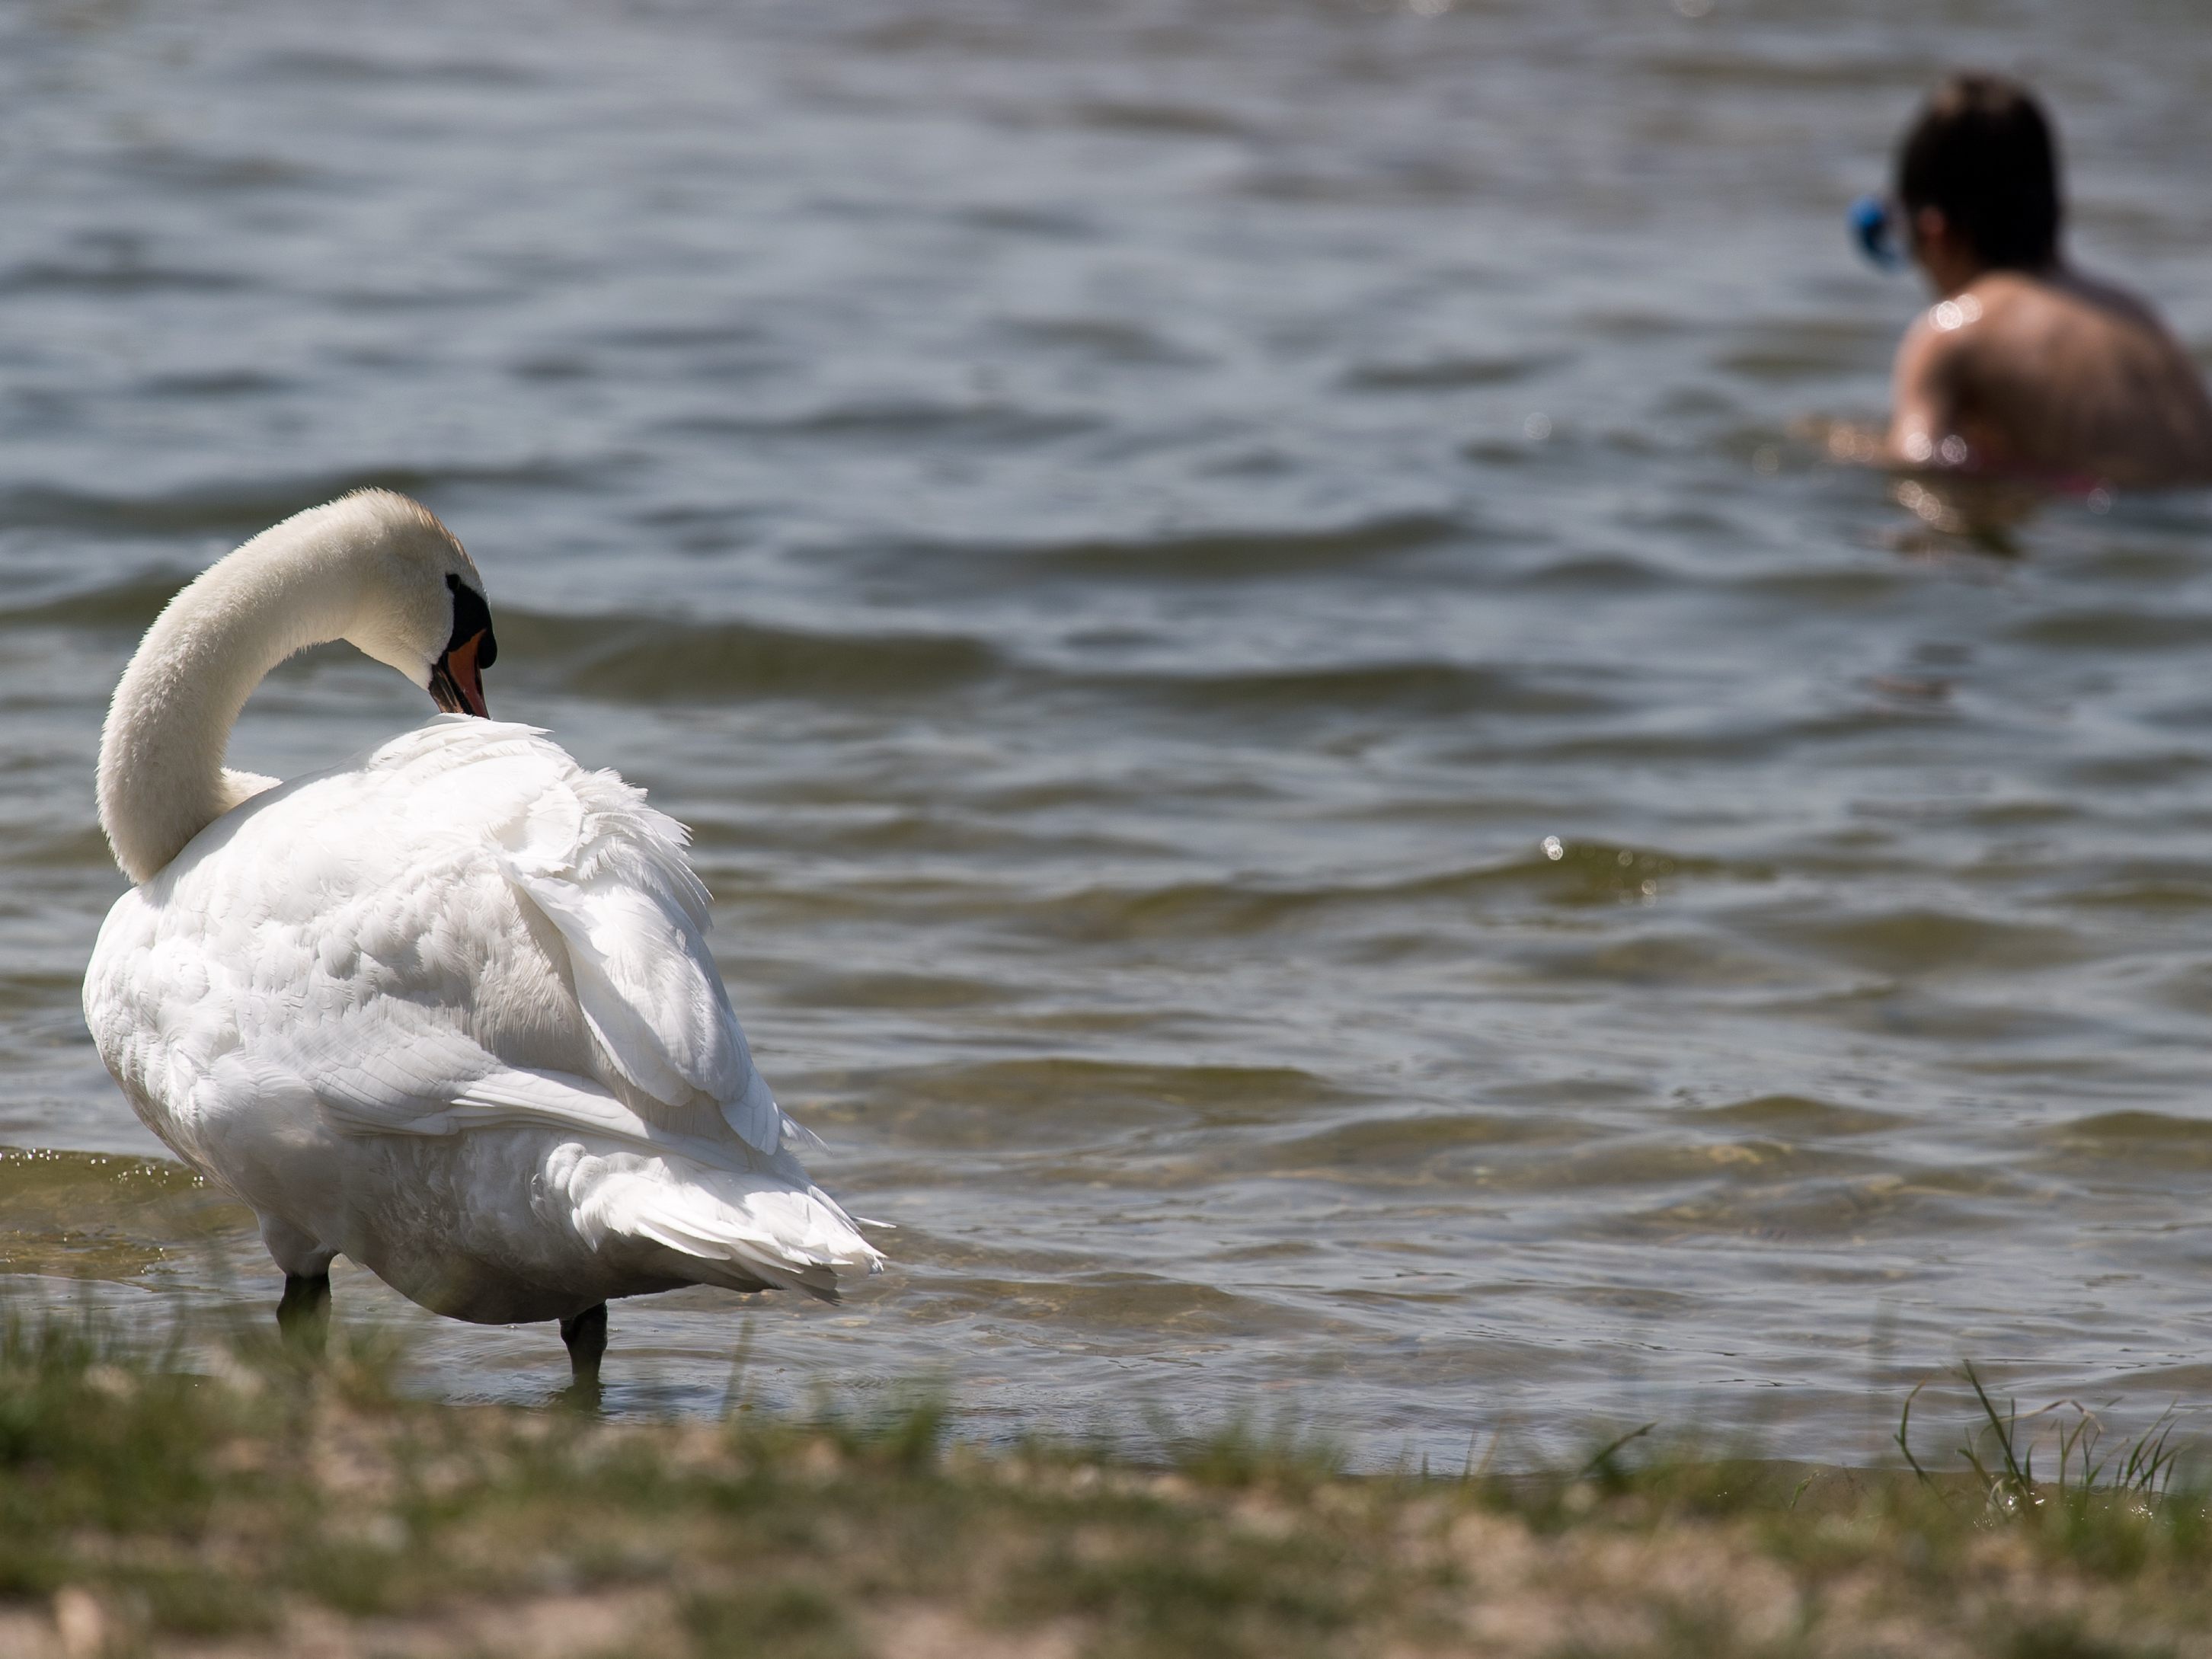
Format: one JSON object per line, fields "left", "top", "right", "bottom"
{"left": 6, "top": 0, "right": 2212, "bottom": 1465}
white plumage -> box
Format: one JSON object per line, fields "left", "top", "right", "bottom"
{"left": 81, "top": 491, "right": 880, "bottom": 1372}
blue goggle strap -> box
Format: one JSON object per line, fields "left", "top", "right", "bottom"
{"left": 1849, "top": 194, "right": 1905, "bottom": 271}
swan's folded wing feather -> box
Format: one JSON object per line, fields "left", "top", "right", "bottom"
{"left": 566, "top": 1152, "right": 880, "bottom": 1297}
{"left": 488, "top": 759, "right": 812, "bottom": 1156}
{"left": 324, "top": 1056, "right": 756, "bottom": 1171}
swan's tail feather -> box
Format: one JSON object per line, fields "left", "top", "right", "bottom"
{"left": 552, "top": 1146, "right": 884, "bottom": 1303}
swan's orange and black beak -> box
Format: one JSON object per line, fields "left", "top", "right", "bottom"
{"left": 430, "top": 632, "right": 492, "bottom": 718}
{"left": 433, "top": 574, "right": 497, "bottom": 718}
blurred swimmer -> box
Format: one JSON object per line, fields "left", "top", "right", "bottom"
{"left": 1865, "top": 73, "right": 2212, "bottom": 489}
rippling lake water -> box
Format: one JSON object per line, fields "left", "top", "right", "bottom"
{"left": 6, "top": 0, "right": 2212, "bottom": 1466}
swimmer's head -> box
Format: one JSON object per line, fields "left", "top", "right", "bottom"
{"left": 1895, "top": 73, "right": 2062, "bottom": 274}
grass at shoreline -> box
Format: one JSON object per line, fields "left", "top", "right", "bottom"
{"left": 2, "top": 1316, "right": 2210, "bottom": 1657}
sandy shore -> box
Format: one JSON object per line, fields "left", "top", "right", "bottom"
{"left": 1, "top": 1323, "right": 2205, "bottom": 1659}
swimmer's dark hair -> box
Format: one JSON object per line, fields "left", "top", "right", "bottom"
{"left": 1896, "top": 72, "right": 2061, "bottom": 270}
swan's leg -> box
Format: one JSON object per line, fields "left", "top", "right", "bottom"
{"left": 261, "top": 1219, "right": 336, "bottom": 1356}
{"left": 276, "top": 1272, "right": 331, "bottom": 1355}
{"left": 560, "top": 1304, "right": 608, "bottom": 1398}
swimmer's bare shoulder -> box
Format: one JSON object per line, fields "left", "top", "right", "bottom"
{"left": 1888, "top": 272, "right": 2212, "bottom": 485}
{"left": 1884, "top": 291, "right": 1978, "bottom": 469}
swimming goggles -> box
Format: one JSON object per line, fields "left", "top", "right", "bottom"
{"left": 1849, "top": 195, "right": 1906, "bottom": 271}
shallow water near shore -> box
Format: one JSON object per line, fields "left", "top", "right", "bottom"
{"left": 6, "top": 0, "right": 2212, "bottom": 1467}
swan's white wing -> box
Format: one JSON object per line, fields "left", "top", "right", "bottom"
{"left": 464, "top": 729, "right": 814, "bottom": 1156}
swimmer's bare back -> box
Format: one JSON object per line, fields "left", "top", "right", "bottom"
{"left": 1887, "top": 268, "right": 2212, "bottom": 490}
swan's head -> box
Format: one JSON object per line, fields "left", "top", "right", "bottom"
{"left": 334, "top": 490, "right": 500, "bottom": 719}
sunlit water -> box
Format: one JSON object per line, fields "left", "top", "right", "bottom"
{"left": 6, "top": 0, "right": 2212, "bottom": 1467}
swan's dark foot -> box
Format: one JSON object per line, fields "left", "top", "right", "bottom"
{"left": 276, "top": 1272, "right": 331, "bottom": 1357}
{"left": 560, "top": 1303, "right": 607, "bottom": 1408}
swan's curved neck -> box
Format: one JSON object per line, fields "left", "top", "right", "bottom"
{"left": 97, "top": 525, "right": 369, "bottom": 885}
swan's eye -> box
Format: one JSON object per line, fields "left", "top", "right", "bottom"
{"left": 445, "top": 573, "right": 497, "bottom": 668}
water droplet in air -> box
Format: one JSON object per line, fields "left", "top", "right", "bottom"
{"left": 1542, "top": 836, "right": 1564, "bottom": 861}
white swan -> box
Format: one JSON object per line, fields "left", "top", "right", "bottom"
{"left": 81, "top": 490, "right": 881, "bottom": 1386}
